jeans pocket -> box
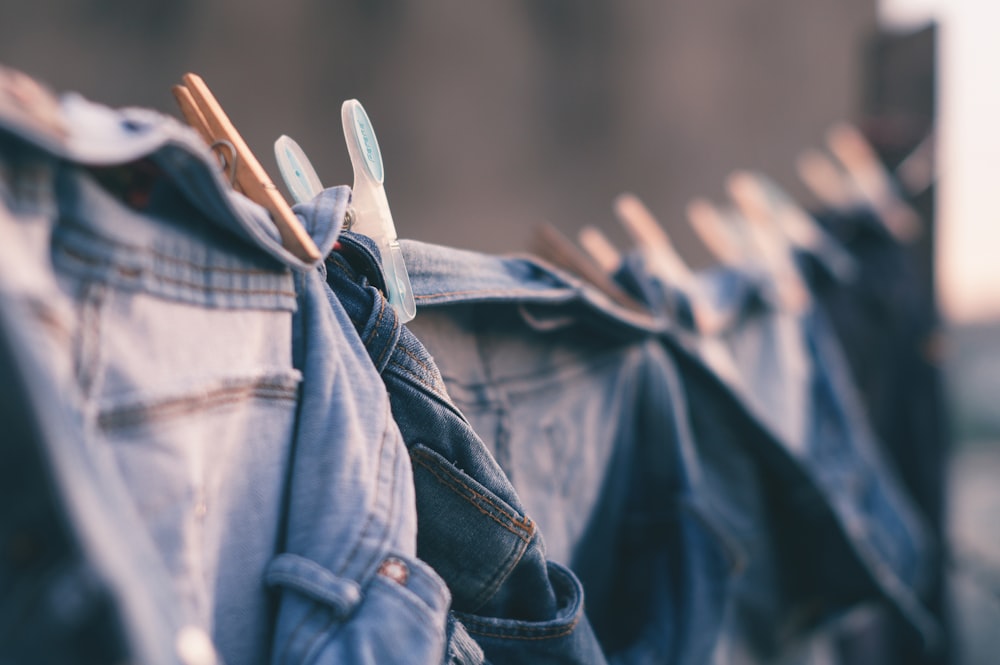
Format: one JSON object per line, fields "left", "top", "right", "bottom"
{"left": 409, "top": 444, "right": 535, "bottom": 613}
{"left": 98, "top": 368, "right": 302, "bottom": 625}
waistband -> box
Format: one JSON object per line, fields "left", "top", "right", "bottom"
{"left": 0, "top": 69, "right": 341, "bottom": 273}
{"left": 400, "top": 238, "right": 666, "bottom": 339}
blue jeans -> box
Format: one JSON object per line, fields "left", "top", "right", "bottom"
{"left": 0, "top": 80, "right": 451, "bottom": 664}
{"left": 387, "top": 236, "right": 738, "bottom": 664}
{"left": 317, "top": 225, "right": 610, "bottom": 664}
{"left": 616, "top": 251, "right": 939, "bottom": 658}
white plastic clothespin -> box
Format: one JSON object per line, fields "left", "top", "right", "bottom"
{"left": 274, "top": 134, "right": 324, "bottom": 204}
{"left": 275, "top": 100, "right": 416, "bottom": 323}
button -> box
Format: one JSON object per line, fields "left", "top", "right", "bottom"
{"left": 377, "top": 557, "right": 409, "bottom": 585}
{"left": 175, "top": 626, "right": 218, "bottom": 665}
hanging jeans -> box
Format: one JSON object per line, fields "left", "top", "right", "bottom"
{"left": 317, "top": 223, "right": 613, "bottom": 664}
{"left": 615, "top": 251, "right": 939, "bottom": 659}
{"left": 0, "top": 74, "right": 451, "bottom": 665}
{"left": 381, "top": 236, "right": 738, "bottom": 665}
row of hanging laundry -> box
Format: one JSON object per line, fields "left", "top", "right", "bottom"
{"left": 528, "top": 121, "right": 948, "bottom": 665}
{"left": 0, "top": 65, "right": 945, "bottom": 665}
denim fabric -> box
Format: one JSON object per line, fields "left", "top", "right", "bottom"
{"left": 354, "top": 236, "right": 738, "bottom": 664}
{"left": 269, "top": 193, "right": 450, "bottom": 665}
{"left": 316, "top": 224, "right": 612, "bottom": 664}
{"left": 0, "top": 79, "right": 449, "bottom": 664}
{"left": 0, "top": 218, "right": 191, "bottom": 664}
{"left": 615, "top": 250, "right": 939, "bottom": 657}
{"left": 806, "top": 208, "right": 951, "bottom": 665}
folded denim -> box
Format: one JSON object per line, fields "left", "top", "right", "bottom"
{"left": 0, "top": 78, "right": 450, "bottom": 664}
{"left": 317, "top": 223, "right": 610, "bottom": 664}
{"left": 319, "top": 232, "right": 739, "bottom": 664}
{"left": 615, "top": 250, "right": 940, "bottom": 655}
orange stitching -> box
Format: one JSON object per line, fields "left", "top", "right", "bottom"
{"left": 364, "top": 295, "right": 388, "bottom": 347}
{"left": 411, "top": 452, "right": 533, "bottom": 541}
{"left": 398, "top": 345, "right": 432, "bottom": 373}
{"left": 98, "top": 383, "right": 296, "bottom": 428}
{"left": 414, "top": 288, "right": 567, "bottom": 301}
{"left": 459, "top": 615, "right": 581, "bottom": 641}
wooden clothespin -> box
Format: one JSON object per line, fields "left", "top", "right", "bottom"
{"left": 171, "top": 73, "right": 321, "bottom": 263}
{"left": 577, "top": 226, "right": 623, "bottom": 275}
{"left": 825, "top": 123, "right": 922, "bottom": 243}
{"left": 726, "top": 171, "right": 811, "bottom": 313}
{"left": 531, "top": 223, "right": 649, "bottom": 314}
{"left": 613, "top": 193, "right": 695, "bottom": 289}
{"left": 685, "top": 198, "right": 746, "bottom": 267}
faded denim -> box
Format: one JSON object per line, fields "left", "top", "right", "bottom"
{"left": 316, "top": 225, "right": 612, "bottom": 664}
{"left": 0, "top": 80, "right": 450, "bottom": 665}
{"left": 386, "top": 238, "right": 738, "bottom": 664}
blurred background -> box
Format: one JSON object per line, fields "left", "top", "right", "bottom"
{"left": 0, "top": 1, "right": 996, "bottom": 662}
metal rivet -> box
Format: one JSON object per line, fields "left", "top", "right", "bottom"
{"left": 377, "top": 557, "right": 409, "bottom": 585}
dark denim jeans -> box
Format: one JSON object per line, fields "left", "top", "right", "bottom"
{"left": 612, "top": 250, "right": 939, "bottom": 660}
{"left": 806, "top": 208, "right": 951, "bottom": 665}
{"left": 317, "top": 224, "right": 611, "bottom": 664}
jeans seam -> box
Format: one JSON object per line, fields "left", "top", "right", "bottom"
{"left": 58, "top": 225, "right": 289, "bottom": 275}
{"left": 397, "top": 344, "right": 433, "bottom": 375}
{"left": 336, "top": 406, "right": 393, "bottom": 578}
{"left": 413, "top": 288, "right": 568, "bottom": 301}
{"left": 97, "top": 382, "right": 298, "bottom": 429}
{"left": 411, "top": 450, "right": 534, "bottom": 542}
{"left": 455, "top": 614, "right": 581, "bottom": 640}
{"left": 60, "top": 246, "right": 297, "bottom": 298}
{"left": 387, "top": 360, "right": 453, "bottom": 405}
{"left": 372, "top": 311, "right": 398, "bottom": 370}
{"left": 363, "top": 294, "right": 388, "bottom": 349}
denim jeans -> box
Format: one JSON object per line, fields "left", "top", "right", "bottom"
{"left": 272, "top": 190, "right": 451, "bottom": 665}
{"left": 615, "top": 251, "right": 939, "bottom": 658}
{"left": 806, "top": 208, "right": 951, "bottom": 665}
{"left": 368, "top": 236, "right": 738, "bottom": 665}
{"left": 0, "top": 215, "right": 190, "bottom": 664}
{"left": 316, "top": 224, "right": 613, "bottom": 664}
{"left": 0, "top": 78, "right": 450, "bottom": 664}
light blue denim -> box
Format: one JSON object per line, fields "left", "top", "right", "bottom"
{"left": 397, "top": 239, "right": 738, "bottom": 665}
{"left": 0, "top": 157, "right": 190, "bottom": 664}
{"left": 0, "top": 80, "right": 450, "bottom": 664}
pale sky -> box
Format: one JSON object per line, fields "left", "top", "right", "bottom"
{"left": 881, "top": 0, "right": 1000, "bottom": 323}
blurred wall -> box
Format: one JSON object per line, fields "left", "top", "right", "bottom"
{"left": 0, "top": 0, "right": 876, "bottom": 261}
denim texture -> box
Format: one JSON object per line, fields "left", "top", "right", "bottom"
{"left": 368, "top": 237, "right": 737, "bottom": 664}
{"left": 615, "top": 249, "right": 939, "bottom": 658}
{"left": 271, "top": 194, "right": 451, "bottom": 665}
{"left": 317, "top": 224, "right": 612, "bottom": 664}
{"left": 0, "top": 82, "right": 450, "bottom": 664}
{"left": 807, "top": 208, "right": 951, "bottom": 665}
{"left": 0, "top": 220, "right": 190, "bottom": 664}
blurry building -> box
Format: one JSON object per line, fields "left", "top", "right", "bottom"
{"left": 0, "top": 0, "right": 876, "bottom": 261}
